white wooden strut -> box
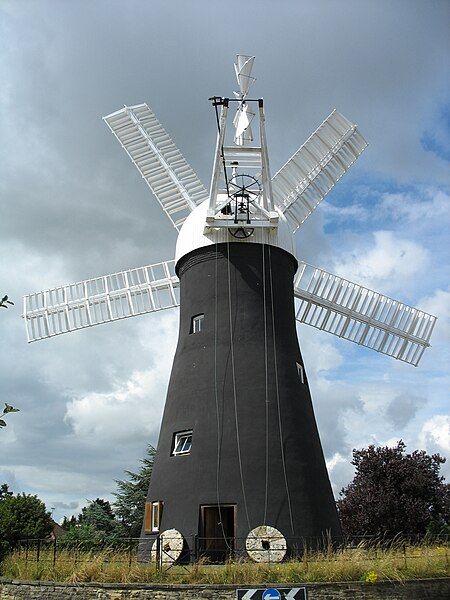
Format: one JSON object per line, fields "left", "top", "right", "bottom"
{"left": 103, "top": 104, "right": 208, "bottom": 230}
{"left": 294, "top": 262, "right": 436, "bottom": 366}
{"left": 206, "top": 98, "right": 278, "bottom": 232}
{"left": 23, "top": 261, "right": 180, "bottom": 342}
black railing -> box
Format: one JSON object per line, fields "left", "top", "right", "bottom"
{"left": 6, "top": 532, "right": 449, "bottom": 570}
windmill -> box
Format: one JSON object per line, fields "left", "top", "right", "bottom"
{"left": 24, "top": 56, "right": 436, "bottom": 562}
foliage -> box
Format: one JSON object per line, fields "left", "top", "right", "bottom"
{"left": 0, "top": 483, "right": 13, "bottom": 500}
{"left": 1, "top": 540, "right": 448, "bottom": 583}
{"left": 0, "top": 403, "right": 19, "bottom": 429}
{"left": 0, "top": 492, "right": 53, "bottom": 558}
{"left": 364, "top": 570, "right": 378, "bottom": 583}
{"left": 113, "top": 445, "right": 156, "bottom": 537}
{"left": 80, "top": 498, "right": 115, "bottom": 527}
{"left": 80, "top": 498, "right": 123, "bottom": 537}
{"left": 61, "top": 515, "right": 77, "bottom": 529}
{"left": 61, "top": 523, "right": 109, "bottom": 546}
{"left": 0, "top": 295, "right": 14, "bottom": 309}
{"left": 337, "top": 441, "right": 450, "bottom": 537}
{"left": 58, "top": 445, "right": 156, "bottom": 542}
{"left": 0, "top": 295, "right": 18, "bottom": 429}
{"left": 62, "top": 499, "right": 123, "bottom": 545}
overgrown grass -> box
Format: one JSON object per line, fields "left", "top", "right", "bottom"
{"left": 1, "top": 542, "right": 448, "bottom": 585}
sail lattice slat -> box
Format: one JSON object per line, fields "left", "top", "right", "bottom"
{"left": 272, "top": 110, "right": 367, "bottom": 232}
{"left": 294, "top": 262, "right": 436, "bottom": 366}
{"left": 103, "top": 104, "right": 208, "bottom": 229}
{"left": 23, "top": 261, "right": 180, "bottom": 342}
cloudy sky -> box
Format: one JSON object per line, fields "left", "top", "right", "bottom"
{"left": 1, "top": 0, "right": 449, "bottom": 524}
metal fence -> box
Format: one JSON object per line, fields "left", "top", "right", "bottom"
{"left": 9, "top": 533, "right": 450, "bottom": 571}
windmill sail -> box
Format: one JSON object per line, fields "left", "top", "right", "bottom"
{"left": 272, "top": 110, "right": 367, "bottom": 232}
{"left": 104, "top": 104, "right": 208, "bottom": 229}
{"left": 24, "top": 261, "right": 180, "bottom": 342}
{"left": 294, "top": 262, "right": 436, "bottom": 366}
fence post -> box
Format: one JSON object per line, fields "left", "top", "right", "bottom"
{"left": 36, "top": 539, "right": 41, "bottom": 563}
{"left": 156, "top": 534, "right": 161, "bottom": 572}
{"left": 53, "top": 537, "right": 57, "bottom": 567}
{"left": 193, "top": 533, "right": 198, "bottom": 562}
{"left": 128, "top": 538, "right": 132, "bottom": 569}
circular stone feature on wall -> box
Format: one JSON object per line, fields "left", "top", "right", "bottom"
{"left": 246, "top": 525, "right": 287, "bottom": 563}
{"left": 151, "top": 528, "right": 184, "bottom": 564}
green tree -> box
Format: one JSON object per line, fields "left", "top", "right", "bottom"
{"left": 61, "top": 522, "right": 103, "bottom": 546}
{"left": 113, "top": 444, "right": 156, "bottom": 537}
{"left": 79, "top": 498, "right": 122, "bottom": 536}
{"left": 337, "top": 441, "right": 449, "bottom": 537}
{"left": 62, "top": 498, "right": 123, "bottom": 545}
{"left": 0, "top": 483, "right": 13, "bottom": 500}
{"left": 61, "top": 515, "right": 77, "bottom": 529}
{"left": 0, "top": 492, "right": 53, "bottom": 557}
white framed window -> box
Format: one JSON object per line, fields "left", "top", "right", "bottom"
{"left": 151, "top": 501, "right": 163, "bottom": 532}
{"left": 296, "top": 362, "right": 305, "bottom": 384}
{"left": 172, "top": 430, "right": 193, "bottom": 456}
{"left": 144, "top": 501, "right": 163, "bottom": 533}
{"left": 191, "top": 314, "right": 204, "bottom": 334}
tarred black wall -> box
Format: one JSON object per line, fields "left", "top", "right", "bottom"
{"left": 143, "top": 242, "right": 341, "bottom": 552}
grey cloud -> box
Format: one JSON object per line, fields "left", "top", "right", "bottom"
{"left": 0, "top": 470, "right": 17, "bottom": 491}
{"left": 299, "top": 327, "right": 364, "bottom": 458}
{"left": 0, "top": 0, "right": 448, "bottom": 511}
{"left": 314, "top": 386, "right": 364, "bottom": 459}
{"left": 328, "top": 458, "right": 355, "bottom": 499}
{"left": 51, "top": 501, "right": 79, "bottom": 510}
{"left": 386, "top": 393, "right": 428, "bottom": 429}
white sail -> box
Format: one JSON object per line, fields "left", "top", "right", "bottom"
{"left": 272, "top": 110, "right": 367, "bottom": 231}
{"left": 24, "top": 261, "right": 180, "bottom": 342}
{"left": 294, "top": 262, "right": 436, "bottom": 366}
{"left": 104, "top": 104, "right": 208, "bottom": 229}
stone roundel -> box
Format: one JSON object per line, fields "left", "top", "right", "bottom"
{"left": 245, "top": 525, "right": 287, "bottom": 562}
{"left": 151, "top": 528, "right": 184, "bottom": 564}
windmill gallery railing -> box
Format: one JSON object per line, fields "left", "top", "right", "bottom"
{"left": 9, "top": 534, "right": 450, "bottom": 571}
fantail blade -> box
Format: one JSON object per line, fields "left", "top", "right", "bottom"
{"left": 234, "top": 54, "right": 255, "bottom": 97}
{"left": 233, "top": 103, "right": 255, "bottom": 145}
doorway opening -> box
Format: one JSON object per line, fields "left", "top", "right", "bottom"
{"left": 199, "top": 505, "right": 235, "bottom": 562}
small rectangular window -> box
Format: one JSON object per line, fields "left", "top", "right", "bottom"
{"left": 296, "top": 362, "right": 305, "bottom": 384}
{"left": 190, "top": 314, "right": 204, "bottom": 334}
{"left": 151, "top": 501, "right": 163, "bottom": 532}
{"left": 172, "top": 430, "right": 193, "bottom": 455}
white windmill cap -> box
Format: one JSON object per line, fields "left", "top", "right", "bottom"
{"left": 175, "top": 200, "right": 296, "bottom": 266}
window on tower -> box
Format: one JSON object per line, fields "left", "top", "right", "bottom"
{"left": 143, "top": 500, "right": 163, "bottom": 533}
{"left": 152, "top": 501, "right": 163, "bottom": 532}
{"left": 296, "top": 362, "right": 305, "bottom": 384}
{"left": 172, "top": 430, "right": 193, "bottom": 456}
{"left": 190, "top": 314, "right": 204, "bottom": 334}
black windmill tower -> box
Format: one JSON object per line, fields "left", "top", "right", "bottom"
{"left": 24, "top": 56, "right": 436, "bottom": 562}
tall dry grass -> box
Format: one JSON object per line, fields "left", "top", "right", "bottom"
{"left": 1, "top": 541, "right": 448, "bottom": 585}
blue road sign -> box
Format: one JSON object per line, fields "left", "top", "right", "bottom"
{"left": 237, "top": 588, "right": 306, "bottom": 600}
{"left": 262, "top": 589, "right": 281, "bottom": 600}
